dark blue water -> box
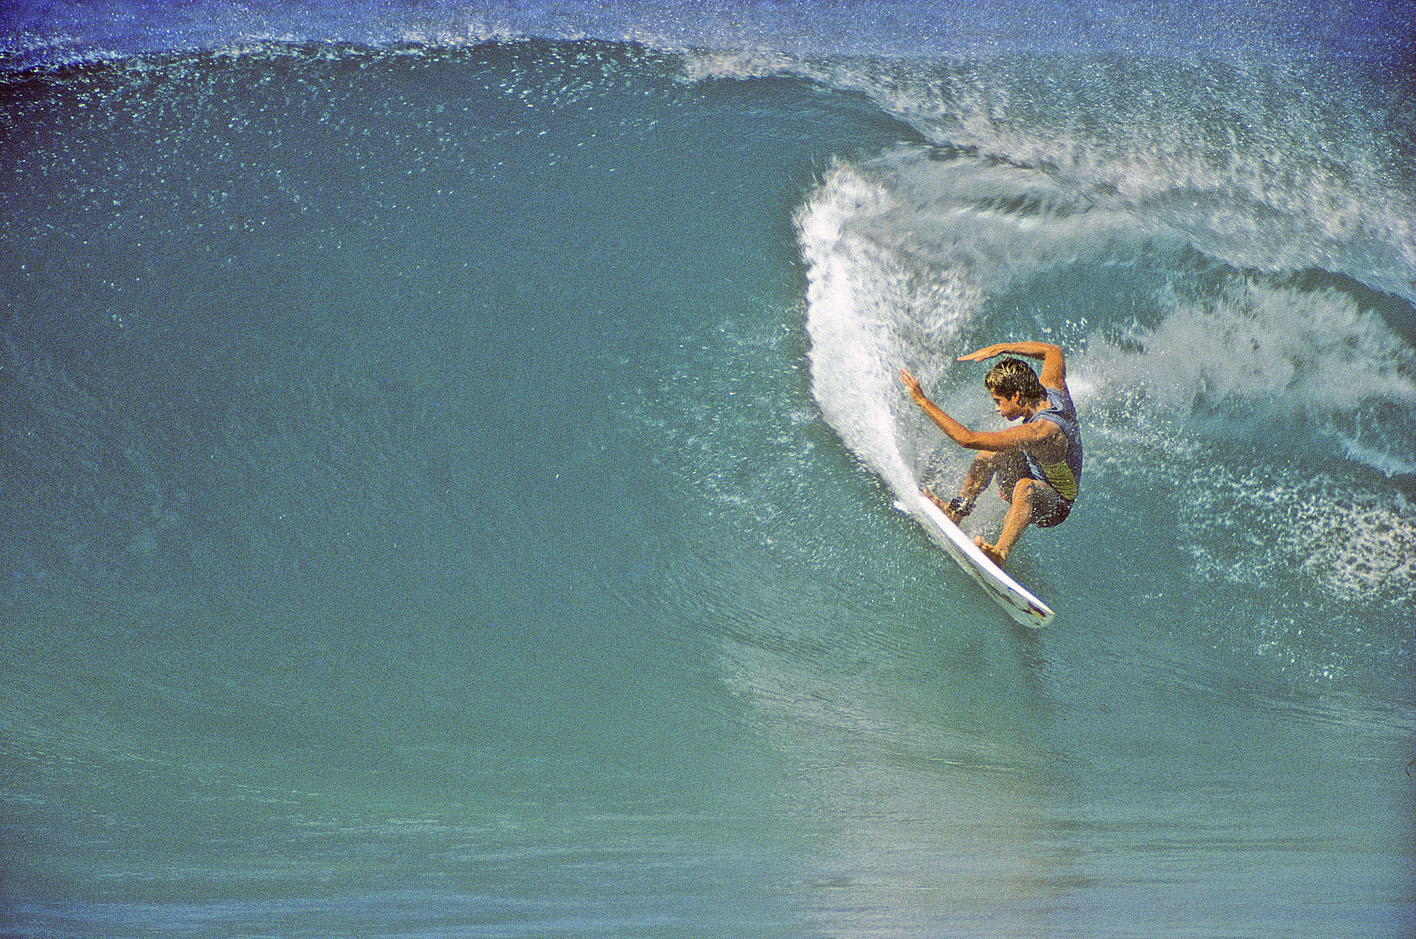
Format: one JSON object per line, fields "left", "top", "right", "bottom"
{"left": 2, "top": 2, "right": 1414, "bottom": 936}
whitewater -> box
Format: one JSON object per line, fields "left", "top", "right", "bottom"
{"left": 2, "top": 1, "right": 1413, "bottom": 936}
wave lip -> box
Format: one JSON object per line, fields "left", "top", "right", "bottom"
{"left": 7, "top": 0, "right": 1415, "bottom": 72}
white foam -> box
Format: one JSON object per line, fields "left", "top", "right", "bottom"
{"left": 1333, "top": 433, "right": 1416, "bottom": 479}
{"left": 796, "top": 159, "right": 993, "bottom": 496}
{"left": 1076, "top": 277, "right": 1416, "bottom": 444}
{"left": 1179, "top": 470, "right": 1416, "bottom": 606}
{"left": 680, "top": 48, "right": 804, "bottom": 83}
{"left": 747, "top": 54, "right": 1416, "bottom": 304}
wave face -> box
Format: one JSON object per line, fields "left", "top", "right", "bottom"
{"left": 2, "top": 4, "right": 1414, "bottom": 937}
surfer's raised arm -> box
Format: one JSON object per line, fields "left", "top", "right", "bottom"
{"left": 958, "top": 341, "right": 1066, "bottom": 390}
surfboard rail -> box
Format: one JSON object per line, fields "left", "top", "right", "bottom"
{"left": 895, "top": 493, "right": 1054, "bottom": 628}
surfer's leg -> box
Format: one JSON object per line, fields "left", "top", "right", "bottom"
{"left": 978, "top": 478, "right": 1068, "bottom": 565}
{"left": 961, "top": 451, "right": 1000, "bottom": 500}
{"left": 926, "top": 451, "right": 1000, "bottom": 521}
{"left": 976, "top": 477, "right": 1039, "bottom": 566}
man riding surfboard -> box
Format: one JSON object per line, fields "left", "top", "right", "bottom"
{"left": 899, "top": 342, "right": 1083, "bottom": 568}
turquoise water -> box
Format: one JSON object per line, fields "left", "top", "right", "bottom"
{"left": 2, "top": 3, "right": 1414, "bottom": 936}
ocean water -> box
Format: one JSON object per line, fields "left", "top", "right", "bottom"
{"left": 2, "top": 1, "right": 1414, "bottom": 936}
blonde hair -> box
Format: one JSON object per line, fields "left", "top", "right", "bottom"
{"left": 984, "top": 357, "right": 1045, "bottom": 402}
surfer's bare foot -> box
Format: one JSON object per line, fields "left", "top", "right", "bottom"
{"left": 922, "top": 487, "right": 964, "bottom": 522}
{"left": 975, "top": 537, "right": 1007, "bottom": 567}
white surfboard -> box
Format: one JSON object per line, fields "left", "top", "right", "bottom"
{"left": 895, "top": 493, "right": 1054, "bottom": 628}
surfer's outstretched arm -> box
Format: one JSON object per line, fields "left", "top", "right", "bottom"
{"left": 898, "top": 368, "right": 1056, "bottom": 452}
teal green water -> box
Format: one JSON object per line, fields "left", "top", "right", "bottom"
{"left": 1, "top": 37, "right": 1413, "bottom": 937}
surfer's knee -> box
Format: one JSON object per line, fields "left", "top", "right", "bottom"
{"left": 1011, "top": 477, "right": 1039, "bottom": 506}
{"left": 966, "top": 450, "right": 1001, "bottom": 484}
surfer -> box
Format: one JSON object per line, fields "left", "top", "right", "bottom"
{"left": 899, "top": 342, "right": 1082, "bottom": 567}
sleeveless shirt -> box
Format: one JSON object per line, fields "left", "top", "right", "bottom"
{"left": 1022, "top": 387, "right": 1083, "bottom": 503}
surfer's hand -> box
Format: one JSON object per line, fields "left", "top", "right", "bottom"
{"left": 899, "top": 368, "right": 926, "bottom": 404}
{"left": 958, "top": 344, "right": 1006, "bottom": 362}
